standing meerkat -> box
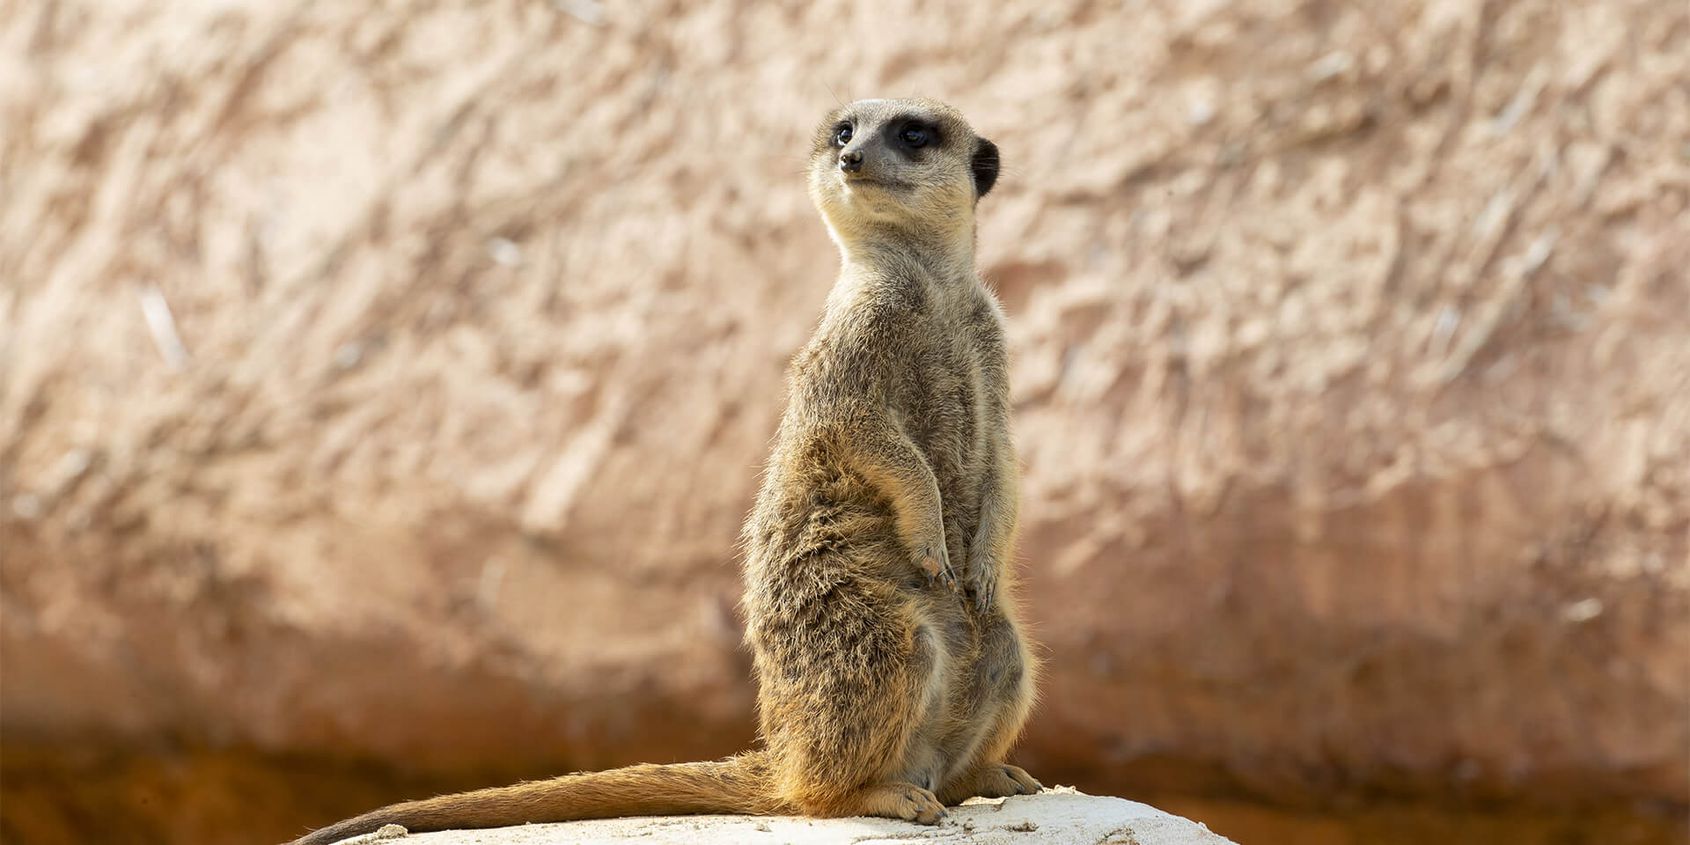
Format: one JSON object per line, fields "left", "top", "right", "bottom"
{"left": 291, "top": 97, "right": 1038, "bottom": 844}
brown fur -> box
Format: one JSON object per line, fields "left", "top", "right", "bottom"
{"left": 289, "top": 98, "right": 1038, "bottom": 845}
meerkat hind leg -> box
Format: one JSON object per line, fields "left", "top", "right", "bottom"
{"left": 766, "top": 563, "right": 951, "bottom": 824}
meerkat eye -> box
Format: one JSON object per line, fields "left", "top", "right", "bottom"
{"left": 833, "top": 123, "right": 853, "bottom": 146}
{"left": 899, "top": 124, "right": 930, "bottom": 148}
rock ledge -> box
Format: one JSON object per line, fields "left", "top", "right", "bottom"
{"left": 328, "top": 790, "right": 1233, "bottom": 844}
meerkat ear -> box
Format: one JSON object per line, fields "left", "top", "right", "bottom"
{"left": 971, "top": 138, "right": 1000, "bottom": 198}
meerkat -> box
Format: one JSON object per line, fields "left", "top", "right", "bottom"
{"left": 290, "top": 97, "right": 1038, "bottom": 845}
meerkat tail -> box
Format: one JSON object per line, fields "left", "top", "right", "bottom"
{"left": 289, "top": 752, "right": 777, "bottom": 845}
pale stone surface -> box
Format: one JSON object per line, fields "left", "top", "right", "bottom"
{"left": 332, "top": 792, "right": 1234, "bottom": 845}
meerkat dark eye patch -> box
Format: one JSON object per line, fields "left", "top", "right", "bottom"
{"left": 898, "top": 122, "right": 933, "bottom": 149}
{"left": 971, "top": 138, "right": 1000, "bottom": 198}
{"left": 886, "top": 117, "right": 939, "bottom": 153}
{"left": 833, "top": 122, "right": 853, "bottom": 147}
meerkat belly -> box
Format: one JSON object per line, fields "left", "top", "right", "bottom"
{"left": 896, "top": 608, "right": 963, "bottom": 792}
{"left": 929, "top": 608, "right": 1028, "bottom": 783}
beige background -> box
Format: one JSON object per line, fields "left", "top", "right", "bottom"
{"left": 2, "top": 1, "right": 1686, "bottom": 843}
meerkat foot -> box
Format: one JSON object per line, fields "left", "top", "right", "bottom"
{"left": 851, "top": 781, "right": 948, "bottom": 825}
{"left": 937, "top": 763, "right": 1044, "bottom": 805}
{"left": 998, "top": 764, "right": 1043, "bottom": 795}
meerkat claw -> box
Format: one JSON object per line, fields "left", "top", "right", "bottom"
{"left": 921, "top": 543, "right": 957, "bottom": 590}
{"left": 971, "top": 576, "right": 996, "bottom": 610}
{"left": 966, "top": 550, "right": 998, "bottom": 609}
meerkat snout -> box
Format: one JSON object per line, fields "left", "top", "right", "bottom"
{"left": 839, "top": 149, "right": 864, "bottom": 173}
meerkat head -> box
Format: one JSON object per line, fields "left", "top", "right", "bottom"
{"left": 807, "top": 98, "right": 999, "bottom": 258}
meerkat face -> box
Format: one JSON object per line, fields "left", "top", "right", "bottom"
{"left": 808, "top": 98, "right": 999, "bottom": 247}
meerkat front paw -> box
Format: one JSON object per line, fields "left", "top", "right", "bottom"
{"left": 916, "top": 538, "right": 956, "bottom": 591}
{"left": 967, "top": 566, "right": 997, "bottom": 610}
{"left": 966, "top": 541, "right": 999, "bottom": 610}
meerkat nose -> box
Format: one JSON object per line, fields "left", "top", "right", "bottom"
{"left": 839, "top": 150, "right": 864, "bottom": 173}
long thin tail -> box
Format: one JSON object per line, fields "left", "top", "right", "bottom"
{"left": 290, "top": 751, "right": 778, "bottom": 845}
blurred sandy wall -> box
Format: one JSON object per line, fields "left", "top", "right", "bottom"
{"left": 1, "top": 0, "right": 1687, "bottom": 843}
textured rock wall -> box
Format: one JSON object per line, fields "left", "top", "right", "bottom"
{"left": 2, "top": 1, "right": 1686, "bottom": 843}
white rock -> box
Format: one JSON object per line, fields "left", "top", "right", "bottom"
{"left": 369, "top": 790, "right": 1235, "bottom": 845}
